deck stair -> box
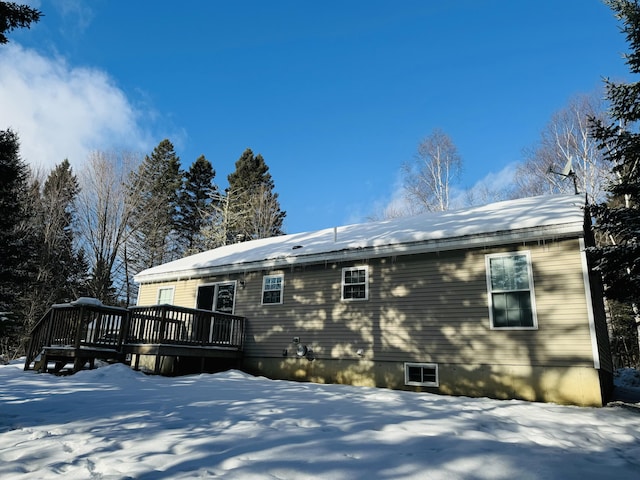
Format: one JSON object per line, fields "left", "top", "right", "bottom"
{"left": 24, "top": 300, "right": 128, "bottom": 374}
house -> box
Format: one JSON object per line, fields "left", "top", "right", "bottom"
{"left": 134, "top": 194, "right": 613, "bottom": 406}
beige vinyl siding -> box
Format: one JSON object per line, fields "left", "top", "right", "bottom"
{"left": 137, "top": 280, "right": 199, "bottom": 309}
{"left": 138, "top": 237, "right": 596, "bottom": 369}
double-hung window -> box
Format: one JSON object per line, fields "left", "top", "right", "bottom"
{"left": 157, "top": 286, "right": 174, "bottom": 305}
{"left": 262, "top": 274, "right": 284, "bottom": 305}
{"left": 342, "top": 266, "right": 368, "bottom": 301}
{"left": 485, "top": 252, "right": 537, "bottom": 329}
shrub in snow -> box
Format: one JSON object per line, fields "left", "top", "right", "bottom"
{"left": 614, "top": 368, "right": 640, "bottom": 388}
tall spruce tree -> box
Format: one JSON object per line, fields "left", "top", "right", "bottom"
{"left": 0, "top": 1, "right": 42, "bottom": 44}
{"left": 19, "top": 160, "right": 88, "bottom": 334}
{"left": 0, "top": 129, "right": 38, "bottom": 357}
{"left": 38, "top": 161, "right": 86, "bottom": 300}
{"left": 226, "top": 148, "right": 285, "bottom": 242}
{"left": 128, "top": 139, "right": 183, "bottom": 270}
{"left": 0, "top": 129, "right": 27, "bottom": 311}
{"left": 589, "top": 0, "right": 640, "bottom": 365}
{"left": 177, "top": 155, "right": 218, "bottom": 254}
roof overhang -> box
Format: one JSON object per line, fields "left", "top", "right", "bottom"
{"left": 135, "top": 221, "right": 584, "bottom": 284}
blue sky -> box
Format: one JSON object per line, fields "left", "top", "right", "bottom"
{"left": 0, "top": 0, "right": 631, "bottom": 233}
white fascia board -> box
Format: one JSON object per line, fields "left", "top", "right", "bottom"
{"left": 135, "top": 222, "right": 584, "bottom": 285}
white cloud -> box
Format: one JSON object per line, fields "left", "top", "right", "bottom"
{"left": 378, "top": 174, "right": 417, "bottom": 218}
{"left": 453, "top": 162, "right": 519, "bottom": 207}
{"left": 0, "top": 44, "right": 154, "bottom": 172}
{"left": 56, "top": 0, "right": 96, "bottom": 33}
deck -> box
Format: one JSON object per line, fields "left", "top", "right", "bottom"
{"left": 24, "top": 302, "right": 245, "bottom": 375}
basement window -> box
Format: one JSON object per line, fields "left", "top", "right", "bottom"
{"left": 404, "top": 363, "right": 439, "bottom": 387}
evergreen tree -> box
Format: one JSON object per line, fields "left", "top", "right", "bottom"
{"left": 41, "top": 160, "right": 85, "bottom": 298}
{"left": 0, "top": 129, "right": 27, "bottom": 311}
{"left": 0, "top": 1, "right": 42, "bottom": 44}
{"left": 589, "top": 0, "right": 640, "bottom": 365}
{"left": 0, "top": 129, "right": 38, "bottom": 357}
{"left": 6, "top": 161, "right": 88, "bottom": 354}
{"left": 177, "top": 155, "right": 218, "bottom": 254}
{"left": 25, "top": 161, "right": 87, "bottom": 318}
{"left": 226, "top": 148, "right": 285, "bottom": 242}
{"left": 128, "top": 139, "right": 183, "bottom": 270}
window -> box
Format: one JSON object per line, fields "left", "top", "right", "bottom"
{"left": 342, "top": 266, "right": 369, "bottom": 301}
{"left": 404, "top": 363, "right": 439, "bottom": 387}
{"left": 485, "top": 252, "right": 537, "bottom": 329}
{"left": 196, "top": 282, "right": 236, "bottom": 314}
{"left": 157, "top": 287, "right": 174, "bottom": 305}
{"left": 262, "top": 274, "right": 284, "bottom": 304}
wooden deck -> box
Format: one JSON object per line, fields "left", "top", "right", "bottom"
{"left": 24, "top": 302, "right": 246, "bottom": 375}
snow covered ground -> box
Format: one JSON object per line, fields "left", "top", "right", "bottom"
{"left": 1, "top": 361, "right": 640, "bottom": 480}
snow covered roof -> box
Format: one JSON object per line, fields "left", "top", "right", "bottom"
{"left": 134, "top": 194, "right": 586, "bottom": 284}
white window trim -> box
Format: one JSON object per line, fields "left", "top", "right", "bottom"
{"left": 485, "top": 251, "right": 538, "bottom": 330}
{"left": 156, "top": 286, "right": 175, "bottom": 305}
{"left": 261, "top": 274, "right": 284, "bottom": 305}
{"left": 341, "top": 266, "right": 369, "bottom": 301}
{"left": 404, "top": 362, "right": 439, "bottom": 387}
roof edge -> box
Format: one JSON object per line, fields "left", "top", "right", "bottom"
{"left": 135, "top": 221, "right": 584, "bottom": 284}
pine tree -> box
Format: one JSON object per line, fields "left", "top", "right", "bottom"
{"left": 24, "top": 160, "right": 87, "bottom": 321}
{"left": 0, "top": 129, "right": 38, "bottom": 357}
{"left": 128, "top": 139, "right": 183, "bottom": 270}
{"left": 177, "top": 155, "right": 218, "bottom": 254}
{"left": 0, "top": 129, "right": 28, "bottom": 310}
{"left": 589, "top": 0, "right": 640, "bottom": 366}
{"left": 0, "top": 1, "right": 42, "bottom": 44}
{"left": 226, "top": 148, "right": 285, "bottom": 242}
{"left": 41, "top": 160, "right": 85, "bottom": 298}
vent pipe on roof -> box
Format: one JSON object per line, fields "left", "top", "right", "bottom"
{"left": 334, "top": 226, "right": 337, "bottom": 242}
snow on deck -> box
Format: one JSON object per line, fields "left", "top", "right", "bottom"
{"left": 135, "top": 194, "right": 586, "bottom": 282}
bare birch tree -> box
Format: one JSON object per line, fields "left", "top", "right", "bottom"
{"left": 402, "top": 129, "right": 462, "bottom": 212}
{"left": 514, "top": 92, "right": 611, "bottom": 202}
{"left": 246, "top": 184, "right": 286, "bottom": 240}
{"left": 200, "top": 188, "right": 251, "bottom": 249}
{"left": 76, "top": 151, "right": 140, "bottom": 304}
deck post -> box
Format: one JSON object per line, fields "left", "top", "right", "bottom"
{"left": 73, "top": 355, "right": 86, "bottom": 373}
{"left": 159, "top": 306, "right": 168, "bottom": 342}
{"left": 73, "top": 306, "right": 85, "bottom": 349}
{"left": 154, "top": 354, "right": 162, "bottom": 374}
{"left": 44, "top": 309, "right": 56, "bottom": 349}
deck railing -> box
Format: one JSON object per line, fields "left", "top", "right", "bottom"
{"left": 24, "top": 302, "right": 129, "bottom": 369}
{"left": 127, "top": 305, "right": 245, "bottom": 349}
{"left": 24, "top": 302, "right": 246, "bottom": 372}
